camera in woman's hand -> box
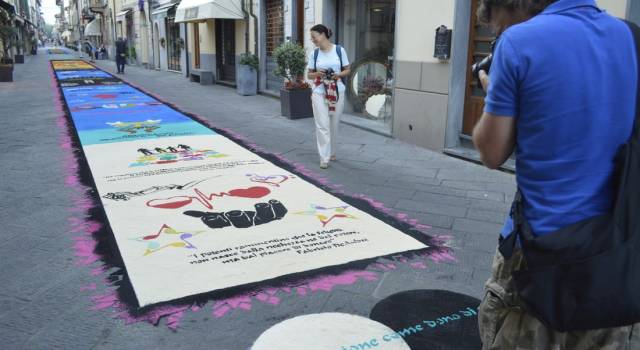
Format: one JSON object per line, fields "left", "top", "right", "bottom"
{"left": 323, "top": 68, "right": 335, "bottom": 80}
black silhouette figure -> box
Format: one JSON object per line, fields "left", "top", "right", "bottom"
{"left": 137, "top": 148, "right": 153, "bottom": 156}
{"left": 154, "top": 147, "right": 167, "bottom": 153}
{"left": 177, "top": 144, "right": 192, "bottom": 151}
{"left": 166, "top": 146, "right": 179, "bottom": 153}
{"left": 184, "top": 200, "right": 287, "bottom": 229}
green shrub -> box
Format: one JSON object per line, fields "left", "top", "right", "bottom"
{"left": 272, "top": 42, "right": 309, "bottom": 90}
{"left": 239, "top": 52, "right": 259, "bottom": 71}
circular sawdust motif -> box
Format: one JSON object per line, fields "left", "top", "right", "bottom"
{"left": 252, "top": 312, "right": 410, "bottom": 350}
{"left": 369, "top": 289, "right": 482, "bottom": 349}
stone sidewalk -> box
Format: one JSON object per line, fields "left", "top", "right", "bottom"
{"left": 0, "top": 49, "right": 515, "bottom": 349}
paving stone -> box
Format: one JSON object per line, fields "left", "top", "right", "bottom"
{"left": 466, "top": 190, "right": 505, "bottom": 202}
{"left": 466, "top": 208, "right": 508, "bottom": 225}
{"left": 395, "top": 200, "right": 467, "bottom": 218}
{"left": 453, "top": 218, "right": 504, "bottom": 235}
{"left": 0, "top": 50, "right": 523, "bottom": 349}
{"left": 410, "top": 192, "right": 470, "bottom": 207}
{"left": 410, "top": 185, "right": 467, "bottom": 198}
{"left": 392, "top": 210, "right": 454, "bottom": 229}
{"left": 437, "top": 169, "right": 513, "bottom": 183}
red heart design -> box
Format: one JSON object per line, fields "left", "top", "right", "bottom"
{"left": 147, "top": 197, "right": 193, "bottom": 209}
{"left": 228, "top": 186, "right": 270, "bottom": 198}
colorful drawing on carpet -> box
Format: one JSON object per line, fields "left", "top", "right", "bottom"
{"left": 51, "top": 59, "right": 92, "bottom": 69}
{"left": 60, "top": 79, "right": 123, "bottom": 87}
{"left": 246, "top": 174, "right": 295, "bottom": 187}
{"left": 129, "top": 145, "right": 229, "bottom": 167}
{"left": 102, "top": 178, "right": 218, "bottom": 201}
{"left": 146, "top": 186, "right": 271, "bottom": 210}
{"left": 293, "top": 204, "right": 358, "bottom": 227}
{"left": 53, "top": 60, "right": 431, "bottom": 308}
{"left": 132, "top": 224, "right": 206, "bottom": 256}
{"left": 56, "top": 70, "right": 113, "bottom": 80}
{"left": 60, "top": 86, "right": 215, "bottom": 145}
{"left": 107, "top": 119, "right": 162, "bottom": 134}
{"left": 184, "top": 199, "right": 288, "bottom": 229}
{"left": 70, "top": 101, "right": 164, "bottom": 112}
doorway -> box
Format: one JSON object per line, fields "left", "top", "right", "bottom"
{"left": 194, "top": 23, "right": 201, "bottom": 69}
{"left": 296, "top": 0, "right": 304, "bottom": 45}
{"left": 461, "top": 0, "right": 496, "bottom": 135}
{"left": 166, "top": 13, "right": 182, "bottom": 71}
{"left": 154, "top": 23, "right": 160, "bottom": 69}
{"left": 215, "top": 19, "right": 236, "bottom": 83}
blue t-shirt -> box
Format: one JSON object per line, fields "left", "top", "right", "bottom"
{"left": 483, "top": 0, "right": 637, "bottom": 237}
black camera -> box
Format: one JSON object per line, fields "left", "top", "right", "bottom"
{"left": 471, "top": 37, "right": 498, "bottom": 83}
{"left": 323, "top": 67, "right": 335, "bottom": 79}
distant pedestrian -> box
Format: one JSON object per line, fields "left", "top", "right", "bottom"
{"left": 307, "top": 24, "right": 350, "bottom": 169}
{"left": 177, "top": 144, "right": 191, "bottom": 151}
{"left": 115, "top": 37, "right": 127, "bottom": 74}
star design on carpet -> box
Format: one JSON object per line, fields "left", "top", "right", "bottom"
{"left": 293, "top": 204, "right": 358, "bottom": 227}
{"left": 132, "top": 224, "right": 205, "bottom": 256}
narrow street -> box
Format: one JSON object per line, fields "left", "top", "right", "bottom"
{"left": 0, "top": 48, "right": 516, "bottom": 349}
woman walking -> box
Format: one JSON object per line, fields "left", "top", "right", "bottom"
{"left": 307, "top": 24, "right": 350, "bottom": 169}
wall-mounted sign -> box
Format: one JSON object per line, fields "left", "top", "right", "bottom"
{"left": 434, "top": 25, "right": 452, "bottom": 60}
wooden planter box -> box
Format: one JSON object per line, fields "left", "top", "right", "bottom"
{"left": 280, "top": 88, "right": 313, "bottom": 119}
{"left": 0, "top": 64, "right": 13, "bottom": 82}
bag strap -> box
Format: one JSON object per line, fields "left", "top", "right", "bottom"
{"left": 624, "top": 20, "right": 640, "bottom": 140}
{"left": 314, "top": 48, "right": 319, "bottom": 72}
{"left": 336, "top": 44, "right": 343, "bottom": 71}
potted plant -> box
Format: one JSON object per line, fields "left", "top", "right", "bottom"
{"left": 237, "top": 52, "right": 258, "bottom": 96}
{"left": 14, "top": 39, "right": 24, "bottom": 63}
{"left": 0, "top": 25, "right": 16, "bottom": 81}
{"left": 0, "top": 57, "right": 13, "bottom": 82}
{"left": 273, "top": 42, "right": 313, "bottom": 119}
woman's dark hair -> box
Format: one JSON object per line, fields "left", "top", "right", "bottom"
{"left": 477, "top": 0, "right": 558, "bottom": 23}
{"left": 310, "top": 24, "right": 332, "bottom": 39}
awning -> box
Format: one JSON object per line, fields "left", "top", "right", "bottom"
{"left": 175, "top": 0, "right": 244, "bottom": 23}
{"left": 84, "top": 18, "right": 101, "bottom": 36}
{"left": 0, "top": 0, "right": 15, "bottom": 15}
{"left": 61, "top": 30, "right": 71, "bottom": 40}
{"left": 116, "top": 9, "right": 132, "bottom": 21}
{"left": 152, "top": 3, "right": 176, "bottom": 16}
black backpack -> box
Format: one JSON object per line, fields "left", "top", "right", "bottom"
{"left": 499, "top": 20, "right": 640, "bottom": 332}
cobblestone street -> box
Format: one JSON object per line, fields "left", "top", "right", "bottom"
{"left": 0, "top": 49, "right": 516, "bottom": 349}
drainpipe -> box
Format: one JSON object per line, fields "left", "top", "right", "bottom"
{"left": 111, "top": 0, "right": 116, "bottom": 55}
{"left": 184, "top": 22, "right": 189, "bottom": 77}
{"left": 148, "top": 0, "right": 154, "bottom": 69}
{"left": 249, "top": 0, "right": 258, "bottom": 85}
{"left": 241, "top": 0, "right": 248, "bottom": 53}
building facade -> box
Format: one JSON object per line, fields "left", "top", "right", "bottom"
{"left": 51, "top": 0, "right": 635, "bottom": 158}
{"left": 300, "top": 0, "right": 634, "bottom": 156}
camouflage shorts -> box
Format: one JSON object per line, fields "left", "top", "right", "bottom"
{"left": 478, "top": 248, "right": 640, "bottom": 350}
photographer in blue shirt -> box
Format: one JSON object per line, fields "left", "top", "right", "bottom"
{"left": 472, "top": 0, "right": 638, "bottom": 348}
